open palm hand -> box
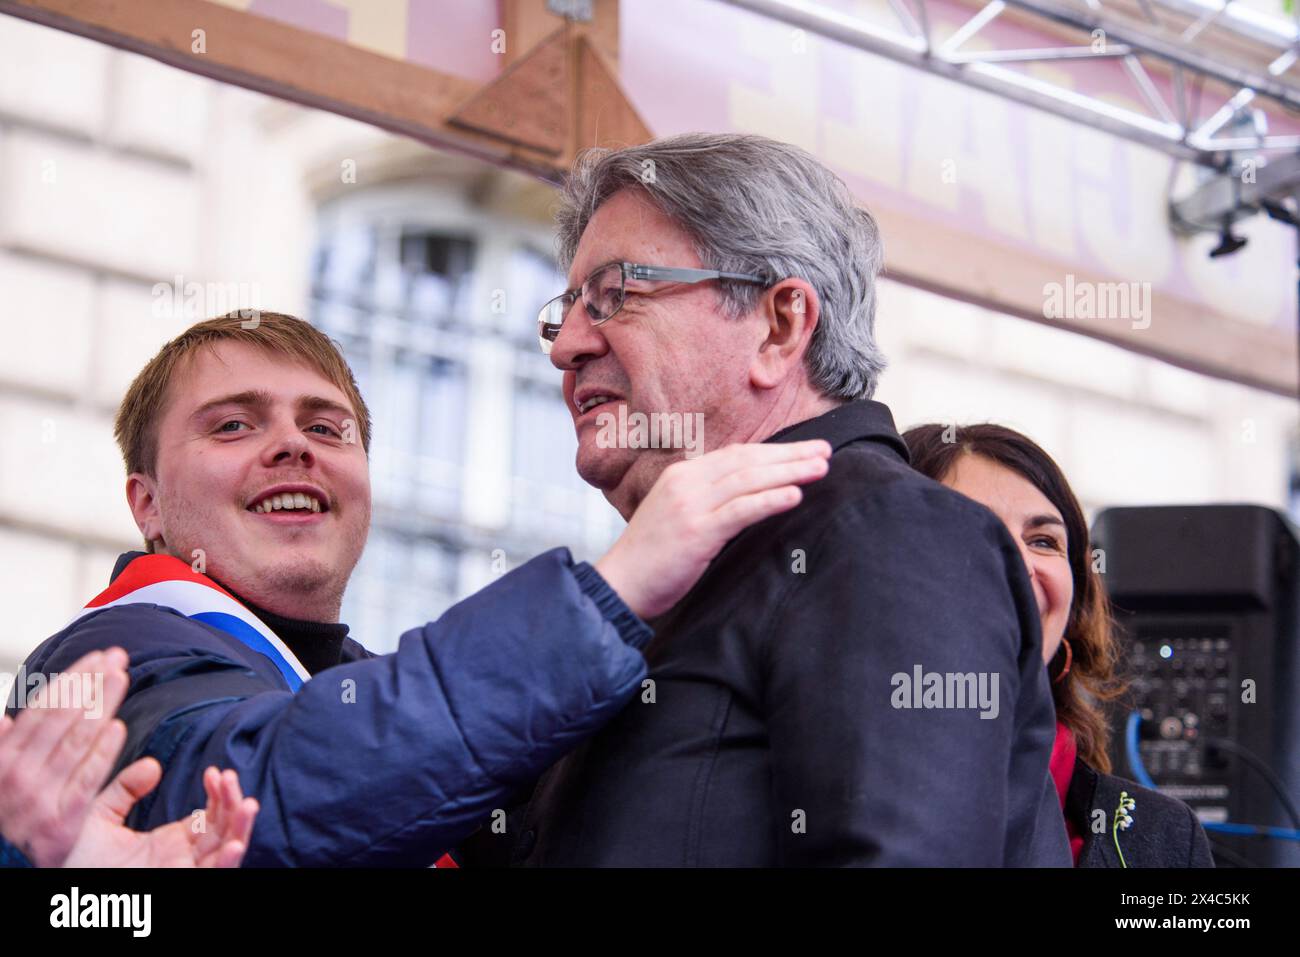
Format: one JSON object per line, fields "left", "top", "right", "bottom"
{"left": 64, "top": 763, "right": 257, "bottom": 868}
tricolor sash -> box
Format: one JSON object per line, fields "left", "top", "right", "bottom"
{"left": 66, "top": 554, "right": 311, "bottom": 692}
{"left": 66, "top": 553, "right": 464, "bottom": 867}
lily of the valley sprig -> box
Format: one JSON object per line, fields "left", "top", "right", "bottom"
{"left": 1112, "top": 791, "right": 1137, "bottom": 868}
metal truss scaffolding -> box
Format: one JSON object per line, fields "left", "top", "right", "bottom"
{"left": 721, "top": 0, "right": 1300, "bottom": 247}
{"left": 722, "top": 0, "right": 1300, "bottom": 165}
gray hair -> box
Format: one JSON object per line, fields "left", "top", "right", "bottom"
{"left": 555, "top": 132, "right": 887, "bottom": 400}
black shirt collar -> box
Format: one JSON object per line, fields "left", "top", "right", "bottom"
{"left": 110, "top": 551, "right": 351, "bottom": 677}
{"left": 765, "top": 399, "right": 910, "bottom": 464}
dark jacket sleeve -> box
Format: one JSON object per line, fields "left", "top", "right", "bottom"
{"left": 1185, "top": 806, "right": 1215, "bottom": 867}
{"left": 23, "top": 548, "right": 649, "bottom": 867}
{"left": 0, "top": 834, "right": 33, "bottom": 868}
{"left": 760, "top": 479, "right": 1071, "bottom": 866}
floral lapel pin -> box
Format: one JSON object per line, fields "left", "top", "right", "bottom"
{"left": 1112, "top": 790, "right": 1137, "bottom": 868}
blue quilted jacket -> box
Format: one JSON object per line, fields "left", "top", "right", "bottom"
{"left": 8, "top": 547, "right": 649, "bottom": 867}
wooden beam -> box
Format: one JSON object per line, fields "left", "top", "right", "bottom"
{"left": 449, "top": 27, "right": 570, "bottom": 155}
{"left": 501, "top": 0, "right": 622, "bottom": 68}
{"left": 450, "top": 10, "right": 652, "bottom": 164}
{"left": 501, "top": 0, "right": 562, "bottom": 68}
{"left": 573, "top": 35, "right": 652, "bottom": 156}
{"left": 871, "top": 196, "right": 1298, "bottom": 396}
{"left": 0, "top": 0, "right": 567, "bottom": 178}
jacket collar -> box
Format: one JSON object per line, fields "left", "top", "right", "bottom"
{"left": 765, "top": 399, "right": 910, "bottom": 463}
{"left": 1067, "top": 756, "right": 1126, "bottom": 867}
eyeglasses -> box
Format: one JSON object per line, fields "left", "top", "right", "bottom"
{"left": 537, "top": 261, "right": 768, "bottom": 355}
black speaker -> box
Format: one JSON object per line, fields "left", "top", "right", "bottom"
{"left": 1092, "top": 504, "right": 1300, "bottom": 867}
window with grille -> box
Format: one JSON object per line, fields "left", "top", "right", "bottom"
{"left": 308, "top": 196, "right": 621, "bottom": 652}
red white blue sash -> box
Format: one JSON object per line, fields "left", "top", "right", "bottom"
{"left": 66, "top": 554, "right": 310, "bottom": 692}
{"left": 67, "top": 554, "right": 464, "bottom": 866}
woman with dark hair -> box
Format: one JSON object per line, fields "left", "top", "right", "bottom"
{"left": 903, "top": 422, "right": 1213, "bottom": 868}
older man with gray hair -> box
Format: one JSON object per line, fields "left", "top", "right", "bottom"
{"left": 467, "top": 133, "right": 1070, "bottom": 866}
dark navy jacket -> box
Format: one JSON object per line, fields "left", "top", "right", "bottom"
{"left": 11, "top": 548, "right": 650, "bottom": 867}
{"left": 467, "top": 401, "right": 1073, "bottom": 867}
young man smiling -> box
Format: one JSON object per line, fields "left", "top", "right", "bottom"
{"left": 12, "top": 311, "right": 830, "bottom": 866}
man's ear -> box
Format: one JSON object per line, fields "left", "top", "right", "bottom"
{"left": 125, "top": 473, "right": 164, "bottom": 549}
{"left": 749, "top": 279, "right": 820, "bottom": 391}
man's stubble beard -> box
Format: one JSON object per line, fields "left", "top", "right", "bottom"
{"left": 161, "top": 500, "right": 368, "bottom": 619}
{"left": 254, "top": 554, "right": 343, "bottom": 604}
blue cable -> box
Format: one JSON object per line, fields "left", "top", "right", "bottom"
{"left": 1203, "top": 822, "right": 1300, "bottom": 841}
{"left": 1124, "top": 711, "right": 1300, "bottom": 842}
{"left": 1124, "top": 710, "right": 1157, "bottom": 788}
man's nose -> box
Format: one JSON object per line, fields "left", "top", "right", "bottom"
{"left": 549, "top": 298, "right": 609, "bottom": 371}
{"left": 263, "top": 417, "right": 315, "bottom": 466}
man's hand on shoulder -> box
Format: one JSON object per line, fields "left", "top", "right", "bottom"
{"left": 596, "top": 439, "right": 831, "bottom": 618}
